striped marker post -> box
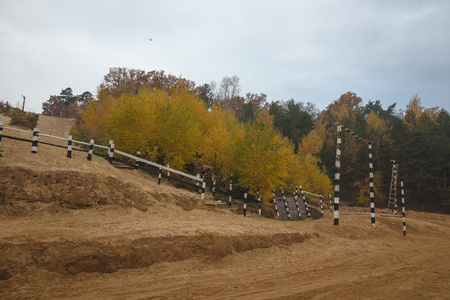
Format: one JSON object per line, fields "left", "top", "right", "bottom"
{"left": 212, "top": 180, "right": 216, "bottom": 197}
{"left": 368, "top": 141, "right": 376, "bottom": 227}
{"left": 31, "top": 127, "right": 39, "bottom": 153}
{"left": 167, "top": 164, "right": 171, "bottom": 181}
{"left": 0, "top": 121, "right": 3, "bottom": 146}
{"left": 294, "top": 186, "right": 302, "bottom": 218}
{"left": 243, "top": 193, "right": 247, "bottom": 217}
{"left": 394, "top": 163, "right": 398, "bottom": 214}
{"left": 334, "top": 124, "right": 342, "bottom": 225}
{"left": 273, "top": 190, "right": 279, "bottom": 218}
{"left": 320, "top": 195, "right": 323, "bottom": 217}
{"left": 107, "top": 140, "right": 113, "bottom": 158}
{"left": 401, "top": 181, "right": 406, "bottom": 236}
{"left": 201, "top": 181, "right": 206, "bottom": 201}
{"left": 329, "top": 194, "right": 333, "bottom": 213}
{"left": 135, "top": 151, "right": 140, "bottom": 167}
{"left": 300, "top": 186, "right": 311, "bottom": 217}
{"left": 228, "top": 177, "right": 232, "bottom": 206}
{"left": 87, "top": 139, "right": 94, "bottom": 161}
{"left": 109, "top": 143, "right": 114, "bottom": 163}
{"left": 257, "top": 191, "right": 262, "bottom": 215}
{"left": 67, "top": 135, "right": 72, "bottom": 158}
{"left": 158, "top": 166, "right": 162, "bottom": 185}
{"left": 282, "top": 189, "right": 291, "bottom": 219}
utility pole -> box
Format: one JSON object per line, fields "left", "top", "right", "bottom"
{"left": 21, "top": 95, "right": 26, "bottom": 111}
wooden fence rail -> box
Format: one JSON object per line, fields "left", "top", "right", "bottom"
{"left": 0, "top": 123, "right": 205, "bottom": 199}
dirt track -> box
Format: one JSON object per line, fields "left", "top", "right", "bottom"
{"left": 1, "top": 115, "right": 449, "bottom": 299}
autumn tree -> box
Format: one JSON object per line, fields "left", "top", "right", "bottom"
{"left": 234, "top": 116, "right": 290, "bottom": 201}
{"left": 268, "top": 99, "right": 315, "bottom": 152}
{"left": 42, "top": 88, "right": 92, "bottom": 118}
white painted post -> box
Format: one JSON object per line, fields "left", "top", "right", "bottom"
{"left": 87, "top": 139, "right": 94, "bottom": 161}
{"left": 67, "top": 135, "right": 72, "bottom": 158}
{"left": 31, "top": 128, "right": 39, "bottom": 153}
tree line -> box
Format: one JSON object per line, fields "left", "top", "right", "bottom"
{"left": 43, "top": 67, "right": 449, "bottom": 213}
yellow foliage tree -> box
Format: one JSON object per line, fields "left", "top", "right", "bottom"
{"left": 354, "top": 171, "right": 385, "bottom": 206}
{"left": 234, "top": 120, "right": 289, "bottom": 202}
{"left": 103, "top": 88, "right": 205, "bottom": 171}
{"left": 199, "top": 106, "right": 243, "bottom": 177}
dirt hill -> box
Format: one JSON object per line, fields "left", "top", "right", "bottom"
{"left": 0, "top": 114, "right": 449, "bottom": 299}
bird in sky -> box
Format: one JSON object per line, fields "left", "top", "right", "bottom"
{"left": 148, "top": 38, "right": 153, "bottom": 41}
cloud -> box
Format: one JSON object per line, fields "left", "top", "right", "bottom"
{"left": 0, "top": 0, "right": 449, "bottom": 113}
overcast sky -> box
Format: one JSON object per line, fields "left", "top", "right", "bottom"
{"left": 1, "top": 0, "right": 449, "bottom": 114}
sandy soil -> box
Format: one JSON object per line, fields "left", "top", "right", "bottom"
{"left": 1, "top": 114, "right": 449, "bottom": 299}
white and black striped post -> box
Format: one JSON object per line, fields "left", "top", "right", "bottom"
{"left": 329, "top": 194, "right": 333, "bottom": 213}
{"left": 107, "top": 140, "right": 113, "bottom": 157}
{"left": 299, "top": 186, "right": 311, "bottom": 217}
{"left": 212, "top": 179, "right": 216, "bottom": 197}
{"left": 109, "top": 143, "right": 115, "bottom": 163}
{"left": 334, "top": 124, "right": 342, "bottom": 225}
{"left": 243, "top": 193, "right": 247, "bottom": 217}
{"left": 294, "top": 186, "right": 302, "bottom": 218}
{"left": 108, "top": 140, "right": 114, "bottom": 163}
{"left": 257, "top": 191, "right": 262, "bottom": 215}
{"left": 31, "top": 127, "right": 39, "bottom": 153}
{"left": 67, "top": 135, "right": 72, "bottom": 158}
{"left": 394, "top": 163, "right": 398, "bottom": 214}
{"left": 167, "top": 164, "right": 171, "bottom": 181}
{"left": 368, "top": 141, "right": 376, "bottom": 227}
{"left": 201, "top": 181, "right": 206, "bottom": 201}
{"left": 228, "top": 176, "right": 232, "bottom": 206}
{"left": 273, "top": 189, "right": 279, "bottom": 218}
{"left": 282, "top": 189, "right": 291, "bottom": 219}
{"left": 135, "top": 150, "right": 140, "bottom": 167}
{"left": 159, "top": 166, "right": 164, "bottom": 185}
{"left": 401, "top": 181, "right": 406, "bottom": 236}
{"left": 320, "top": 195, "right": 324, "bottom": 217}
{"left": 87, "top": 139, "right": 94, "bottom": 161}
{"left": 0, "top": 121, "right": 3, "bottom": 146}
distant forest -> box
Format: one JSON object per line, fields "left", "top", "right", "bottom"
{"left": 42, "top": 67, "right": 450, "bottom": 213}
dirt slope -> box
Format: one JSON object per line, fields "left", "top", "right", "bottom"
{"left": 0, "top": 114, "right": 449, "bottom": 299}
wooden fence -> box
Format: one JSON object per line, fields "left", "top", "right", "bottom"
{"left": 0, "top": 122, "right": 206, "bottom": 200}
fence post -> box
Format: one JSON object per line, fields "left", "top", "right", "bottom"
{"left": 257, "top": 191, "right": 262, "bottom": 215}
{"left": 0, "top": 121, "right": 3, "bottom": 146}
{"left": 109, "top": 144, "right": 115, "bottom": 163}
{"left": 282, "top": 189, "right": 291, "bottom": 219}
{"left": 243, "top": 193, "right": 247, "bottom": 217}
{"left": 273, "top": 189, "right": 279, "bottom": 218}
{"left": 300, "top": 186, "right": 311, "bottom": 217}
{"left": 158, "top": 166, "right": 162, "bottom": 185}
{"left": 135, "top": 151, "right": 140, "bottom": 168}
{"left": 401, "top": 181, "right": 406, "bottom": 236}
{"left": 228, "top": 176, "right": 232, "bottom": 206}
{"left": 329, "top": 194, "right": 333, "bottom": 213}
{"left": 201, "top": 181, "right": 206, "bottom": 201}
{"left": 294, "top": 186, "right": 302, "bottom": 218}
{"left": 196, "top": 174, "right": 200, "bottom": 191}
{"left": 334, "top": 124, "right": 342, "bottom": 225}
{"left": 368, "top": 141, "right": 376, "bottom": 227}
{"left": 213, "top": 179, "right": 216, "bottom": 197}
{"left": 87, "top": 139, "right": 94, "bottom": 161}
{"left": 108, "top": 140, "right": 113, "bottom": 157}
{"left": 167, "top": 164, "right": 171, "bottom": 181}
{"left": 31, "top": 127, "right": 39, "bottom": 153}
{"left": 67, "top": 135, "right": 72, "bottom": 158}
{"left": 320, "top": 195, "right": 324, "bottom": 217}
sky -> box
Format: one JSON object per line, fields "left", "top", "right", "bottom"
{"left": 1, "top": 0, "right": 449, "bottom": 114}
